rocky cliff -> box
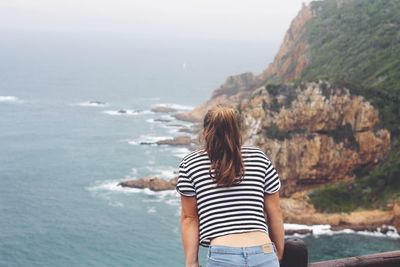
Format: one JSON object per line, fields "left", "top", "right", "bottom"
{"left": 241, "top": 81, "right": 390, "bottom": 196}
{"left": 177, "top": 80, "right": 391, "bottom": 197}
{"left": 258, "top": 3, "right": 313, "bottom": 83}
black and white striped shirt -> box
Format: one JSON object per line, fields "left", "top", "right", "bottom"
{"left": 176, "top": 146, "right": 281, "bottom": 247}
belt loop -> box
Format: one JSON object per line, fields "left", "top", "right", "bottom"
{"left": 271, "top": 242, "right": 277, "bottom": 253}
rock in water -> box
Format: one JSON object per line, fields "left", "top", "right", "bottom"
{"left": 89, "top": 101, "right": 106, "bottom": 105}
{"left": 151, "top": 106, "right": 178, "bottom": 113}
{"left": 156, "top": 136, "right": 193, "bottom": 146}
{"left": 118, "top": 177, "right": 178, "bottom": 191}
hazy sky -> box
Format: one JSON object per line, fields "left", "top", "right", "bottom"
{"left": 1, "top": 0, "right": 312, "bottom": 42}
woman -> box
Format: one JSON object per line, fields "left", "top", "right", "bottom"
{"left": 176, "top": 105, "right": 284, "bottom": 267}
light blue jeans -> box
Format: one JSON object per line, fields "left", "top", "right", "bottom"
{"left": 206, "top": 243, "right": 280, "bottom": 267}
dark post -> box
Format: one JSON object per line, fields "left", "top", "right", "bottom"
{"left": 281, "top": 238, "right": 308, "bottom": 267}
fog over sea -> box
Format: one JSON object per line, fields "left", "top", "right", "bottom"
{"left": 0, "top": 31, "right": 399, "bottom": 267}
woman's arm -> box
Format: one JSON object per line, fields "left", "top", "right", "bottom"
{"left": 264, "top": 192, "right": 284, "bottom": 261}
{"left": 180, "top": 195, "right": 200, "bottom": 267}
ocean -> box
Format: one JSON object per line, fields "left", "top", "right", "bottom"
{"left": 0, "top": 30, "right": 399, "bottom": 267}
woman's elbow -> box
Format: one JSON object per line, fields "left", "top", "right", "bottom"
{"left": 181, "top": 213, "right": 199, "bottom": 224}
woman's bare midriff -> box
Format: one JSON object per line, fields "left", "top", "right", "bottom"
{"left": 210, "top": 230, "right": 271, "bottom": 247}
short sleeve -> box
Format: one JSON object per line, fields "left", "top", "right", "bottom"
{"left": 264, "top": 160, "right": 281, "bottom": 194}
{"left": 176, "top": 161, "right": 196, "bottom": 197}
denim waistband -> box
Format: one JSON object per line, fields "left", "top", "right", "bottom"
{"left": 208, "top": 242, "right": 276, "bottom": 256}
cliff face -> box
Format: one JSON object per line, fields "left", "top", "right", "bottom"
{"left": 241, "top": 81, "right": 390, "bottom": 196}
{"left": 258, "top": 4, "right": 313, "bottom": 83}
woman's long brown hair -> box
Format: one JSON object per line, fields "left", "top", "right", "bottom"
{"left": 202, "top": 105, "right": 244, "bottom": 187}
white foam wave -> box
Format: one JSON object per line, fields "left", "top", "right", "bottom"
{"left": 146, "top": 114, "right": 176, "bottom": 124}
{"left": 102, "top": 109, "right": 153, "bottom": 116}
{"left": 128, "top": 135, "right": 173, "bottom": 145}
{"left": 284, "top": 223, "right": 327, "bottom": 231}
{"left": 145, "top": 166, "right": 178, "bottom": 179}
{"left": 147, "top": 117, "right": 196, "bottom": 136}
{"left": 146, "top": 118, "right": 157, "bottom": 123}
{"left": 284, "top": 223, "right": 400, "bottom": 239}
{"left": 86, "top": 180, "right": 142, "bottom": 194}
{"left": 165, "top": 128, "right": 180, "bottom": 135}
{"left": 86, "top": 179, "right": 180, "bottom": 209}
{"left": 109, "top": 201, "right": 124, "bottom": 207}
{"left": 165, "top": 198, "right": 180, "bottom": 206}
{"left": 342, "top": 226, "right": 400, "bottom": 239}
{"left": 152, "top": 103, "right": 194, "bottom": 111}
{"left": 147, "top": 207, "right": 157, "bottom": 213}
{"left": 0, "top": 96, "right": 23, "bottom": 103}
{"left": 72, "top": 101, "right": 108, "bottom": 107}
{"left": 145, "top": 123, "right": 182, "bottom": 135}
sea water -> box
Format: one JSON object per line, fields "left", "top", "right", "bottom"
{"left": 0, "top": 30, "right": 399, "bottom": 267}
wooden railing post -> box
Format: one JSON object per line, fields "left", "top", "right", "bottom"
{"left": 278, "top": 238, "right": 400, "bottom": 267}
{"left": 308, "top": 250, "right": 400, "bottom": 266}
{"left": 281, "top": 238, "right": 308, "bottom": 267}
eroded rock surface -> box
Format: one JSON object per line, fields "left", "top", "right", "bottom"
{"left": 241, "top": 82, "right": 390, "bottom": 196}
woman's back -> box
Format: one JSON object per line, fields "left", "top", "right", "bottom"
{"left": 176, "top": 145, "right": 281, "bottom": 247}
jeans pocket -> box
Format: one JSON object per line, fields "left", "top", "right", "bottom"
{"left": 248, "top": 252, "right": 280, "bottom": 267}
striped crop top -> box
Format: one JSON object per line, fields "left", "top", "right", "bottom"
{"left": 176, "top": 146, "right": 281, "bottom": 247}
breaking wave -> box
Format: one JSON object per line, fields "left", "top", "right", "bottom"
{"left": 0, "top": 96, "right": 24, "bottom": 103}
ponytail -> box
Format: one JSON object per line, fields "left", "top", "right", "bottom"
{"left": 202, "top": 105, "right": 244, "bottom": 187}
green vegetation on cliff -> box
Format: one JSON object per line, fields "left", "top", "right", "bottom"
{"left": 309, "top": 141, "right": 400, "bottom": 212}
{"left": 287, "top": 0, "right": 400, "bottom": 212}
{"left": 302, "top": 0, "right": 400, "bottom": 93}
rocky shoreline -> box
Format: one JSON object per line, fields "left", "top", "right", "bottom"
{"left": 118, "top": 176, "right": 400, "bottom": 234}
{"left": 138, "top": 105, "right": 200, "bottom": 147}
{"left": 133, "top": 97, "right": 400, "bottom": 234}
{"left": 280, "top": 192, "right": 399, "bottom": 233}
